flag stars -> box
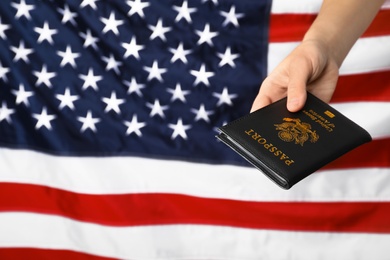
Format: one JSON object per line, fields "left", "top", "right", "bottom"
{"left": 57, "top": 45, "right": 81, "bottom": 68}
{"left": 123, "top": 77, "right": 145, "bottom": 96}
{"left": 143, "top": 60, "right": 167, "bottom": 82}
{"left": 148, "top": 18, "right": 172, "bottom": 41}
{"left": 202, "top": 0, "right": 218, "bottom": 5}
{"left": 0, "top": 18, "right": 11, "bottom": 39}
{"left": 12, "top": 84, "right": 34, "bottom": 107}
{"left": 80, "top": 0, "right": 99, "bottom": 10}
{"left": 127, "top": 0, "right": 150, "bottom": 18}
{"left": 57, "top": 4, "right": 77, "bottom": 25}
{"left": 146, "top": 99, "right": 169, "bottom": 118}
{"left": 213, "top": 87, "right": 238, "bottom": 106}
{"left": 33, "top": 65, "right": 57, "bottom": 88}
{"left": 168, "top": 118, "right": 191, "bottom": 140}
{"left": 10, "top": 41, "right": 34, "bottom": 63}
{"left": 80, "top": 29, "right": 99, "bottom": 50}
{"left": 123, "top": 115, "right": 146, "bottom": 136}
{"left": 102, "top": 91, "right": 125, "bottom": 114}
{"left": 78, "top": 110, "right": 101, "bottom": 133}
{"left": 55, "top": 88, "right": 79, "bottom": 110}
{"left": 0, "top": 102, "right": 15, "bottom": 124}
{"left": 217, "top": 47, "right": 239, "bottom": 67}
{"left": 190, "top": 63, "right": 215, "bottom": 87}
{"left": 173, "top": 0, "right": 197, "bottom": 23}
{"left": 32, "top": 107, "right": 56, "bottom": 130}
{"left": 79, "top": 68, "right": 103, "bottom": 91}
{"left": 11, "top": 0, "right": 35, "bottom": 20}
{"left": 0, "top": 62, "right": 10, "bottom": 82}
{"left": 34, "top": 21, "right": 58, "bottom": 44}
{"left": 100, "top": 11, "right": 124, "bottom": 35}
{"left": 167, "top": 83, "right": 190, "bottom": 103}
{"left": 102, "top": 54, "right": 122, "bottom": 75}
{"left": 191, "top": 104, "right": 214, "bottom": 122}
{"left": 169, "top": 42, "right": 192, "bottom": 64}
{"left": 220, "top": 6, "right": 244, "bottom": 27}
{"left": 122, "top": 37, "right": 144, "bottom": 59}
{"left": 196, "top": 23, "right": 219, "bottom": 46}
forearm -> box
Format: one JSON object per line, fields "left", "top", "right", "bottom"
{"left": 303, "top": 0, "right": 385, "bottom": 67}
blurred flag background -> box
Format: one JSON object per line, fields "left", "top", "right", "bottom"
{"left": 0, "top": 0, "right": 389, "bottom": 259}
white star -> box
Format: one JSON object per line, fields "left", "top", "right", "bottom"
{"left": 55, "top": 88, "right": 79, "bottom": 110}
{"left": 32, "top": 107, "right": 56, "bottom": 130}
{"left": 100, "top": 11, "right": 124, "bottom": 35}
{"left": 0, "top": 62, "right": 10, "bottom": 82}
{"left": 80, "top": 0, "right": 99, "bottom": 10}
{"left": 123, "top": 114, "right": 146, "bottom": 136}
{"left": 12, "top": 84, "right": 34, "bottom": 106}
{"left": 123, "top": 77, "right": 145, "bottom": 96}
{"left": 127, "top": 0, "right": 150, "bottom": 18}
{"left": 102, "top": 54, "right": 122, "bottom": 74}
{"left": 168, "top": 118, "right": 191, "bottom": 140}
{"left": 34, "top": 21, "right": 58, "bottom": 44}
{"left": 11, "top": 0, "right": 35, "bottom": 20}
{"left": 143, "top": 60, "right": 167, "bottom": 82}
{"left": 79, "top": 68, "right": 103, "bottom": 91}
{"left": 0, "top": 101, "right": 15, "bottom": 124}
{"left": 10, "top": 41, "right": 34, "bottom": 63}
{"left": 167, "top": 83, "right": 190, "bottom": 102}
{"left": 78, "top": 110, "right": 101, "bottom": 133}
{"left": 121, "top": 37, "right": 144, "bottom": 59}
{"left": 169, "top": 42, "right": 192, "bottom": 64}
{"left": 202, "top": 0, "right": 218, "bottom": 5}
{"left": 148, "top": 18, "right": 172, "bottom": 41}
{"left": 191, "top": 104, "right": 214, "bottom": 122}
{"left": 57, "top": 4, "right": 77, "bottom": 25}
{"left": 80, "top": 29, "right": 99, "bottom": 50}
{"left": 173, "top": 0, "right": 197, "bottom": 23}
{"left": 217, "top": 47, "right": 240, "bottom": 67}
{"left": 33, "top": 65, "right": 57, "bottom": 88}
{"left": 213, "top": 87, "right": 238, "bottom": 106}
{"left": 220, "top": 6, "right": 244, "bottom": 27}
{"left": 102, "top": 91, "right": 125, "bottom": 114}
{"left": 57, "top": 45, "right": 81, "bottom": 68}
{"left": 202, "top": 0, "right": 218, "bottom": 4}
{"left": 146, "top": 99, "right": 169, "bottom": 118}
{"left": 190, "top": 64, "right": 215, "bottom": 87}
{"left": 195, "top": 23, "right": 219, "bottom": 46}
{"left": 0, "top": 18, "right": 11, "bottom": 39}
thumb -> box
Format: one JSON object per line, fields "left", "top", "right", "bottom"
{"left": 286, "top": 59, "right": 310, "bottom": 112}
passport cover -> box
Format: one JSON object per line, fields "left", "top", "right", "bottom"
{"left": 216, "top": 92, "right": 372, "bottom": 189}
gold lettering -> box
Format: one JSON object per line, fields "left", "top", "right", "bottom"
{"left": 280, "top": 153, "right": 289, "bottom": 160}
{"left": 244, "top": 129, "right": 295, "bottom": 166}
{"left": 285, "top": 160, "right": 295, "bottom": 166}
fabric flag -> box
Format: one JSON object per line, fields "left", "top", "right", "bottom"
{"left": 0, "top": 0, "right": 389, "bottom": 259}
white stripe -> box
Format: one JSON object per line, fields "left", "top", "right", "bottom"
{"left": 0, "top": 212, "right": 389, "bottom": 260}
{"left": 271, "top": 0, "right": 390, "bottom": 14}
{"left": 271, "top": 0, "right": 322, "bottom": 14}
{"left": 1, "top": 148, "right": 390, "bottom": 202}
{"left": 268, "top": 36, "right": 390, "bottom": 75}
{"left": 332, "top": 102, "right": 390, "bottom": 140}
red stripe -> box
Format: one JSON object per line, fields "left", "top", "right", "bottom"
{"left": 331, "top": 71, "right": 390, "bottom": 103}
{"left": 1, "top": 183, "right": 390, "bottom": 233}
{"left": 270, "top": 9, "right": 390, "bottom": 42}
{"left": 269, "top": 14, "right": 315, "bottom": 42}
{"left": 0, "top": 248, "right": 116, "bottom": 260}
{"left": 324, "top": 138, "right": 390, "bottom": 170}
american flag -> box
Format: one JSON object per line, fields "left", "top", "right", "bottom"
{"left": 0, "top": 0, "right": 389, "bottom": 259}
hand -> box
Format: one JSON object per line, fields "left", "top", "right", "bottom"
{"left": 250, "top": 39, "right": 339, "bottom": 113}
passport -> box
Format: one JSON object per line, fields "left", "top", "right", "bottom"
{"left": 216, "top": 92, "right": 372, "bottom": 189}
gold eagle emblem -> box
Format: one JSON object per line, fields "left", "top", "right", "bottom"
{"left": 274, "top": 118, "right": 319, "bottom": 146}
